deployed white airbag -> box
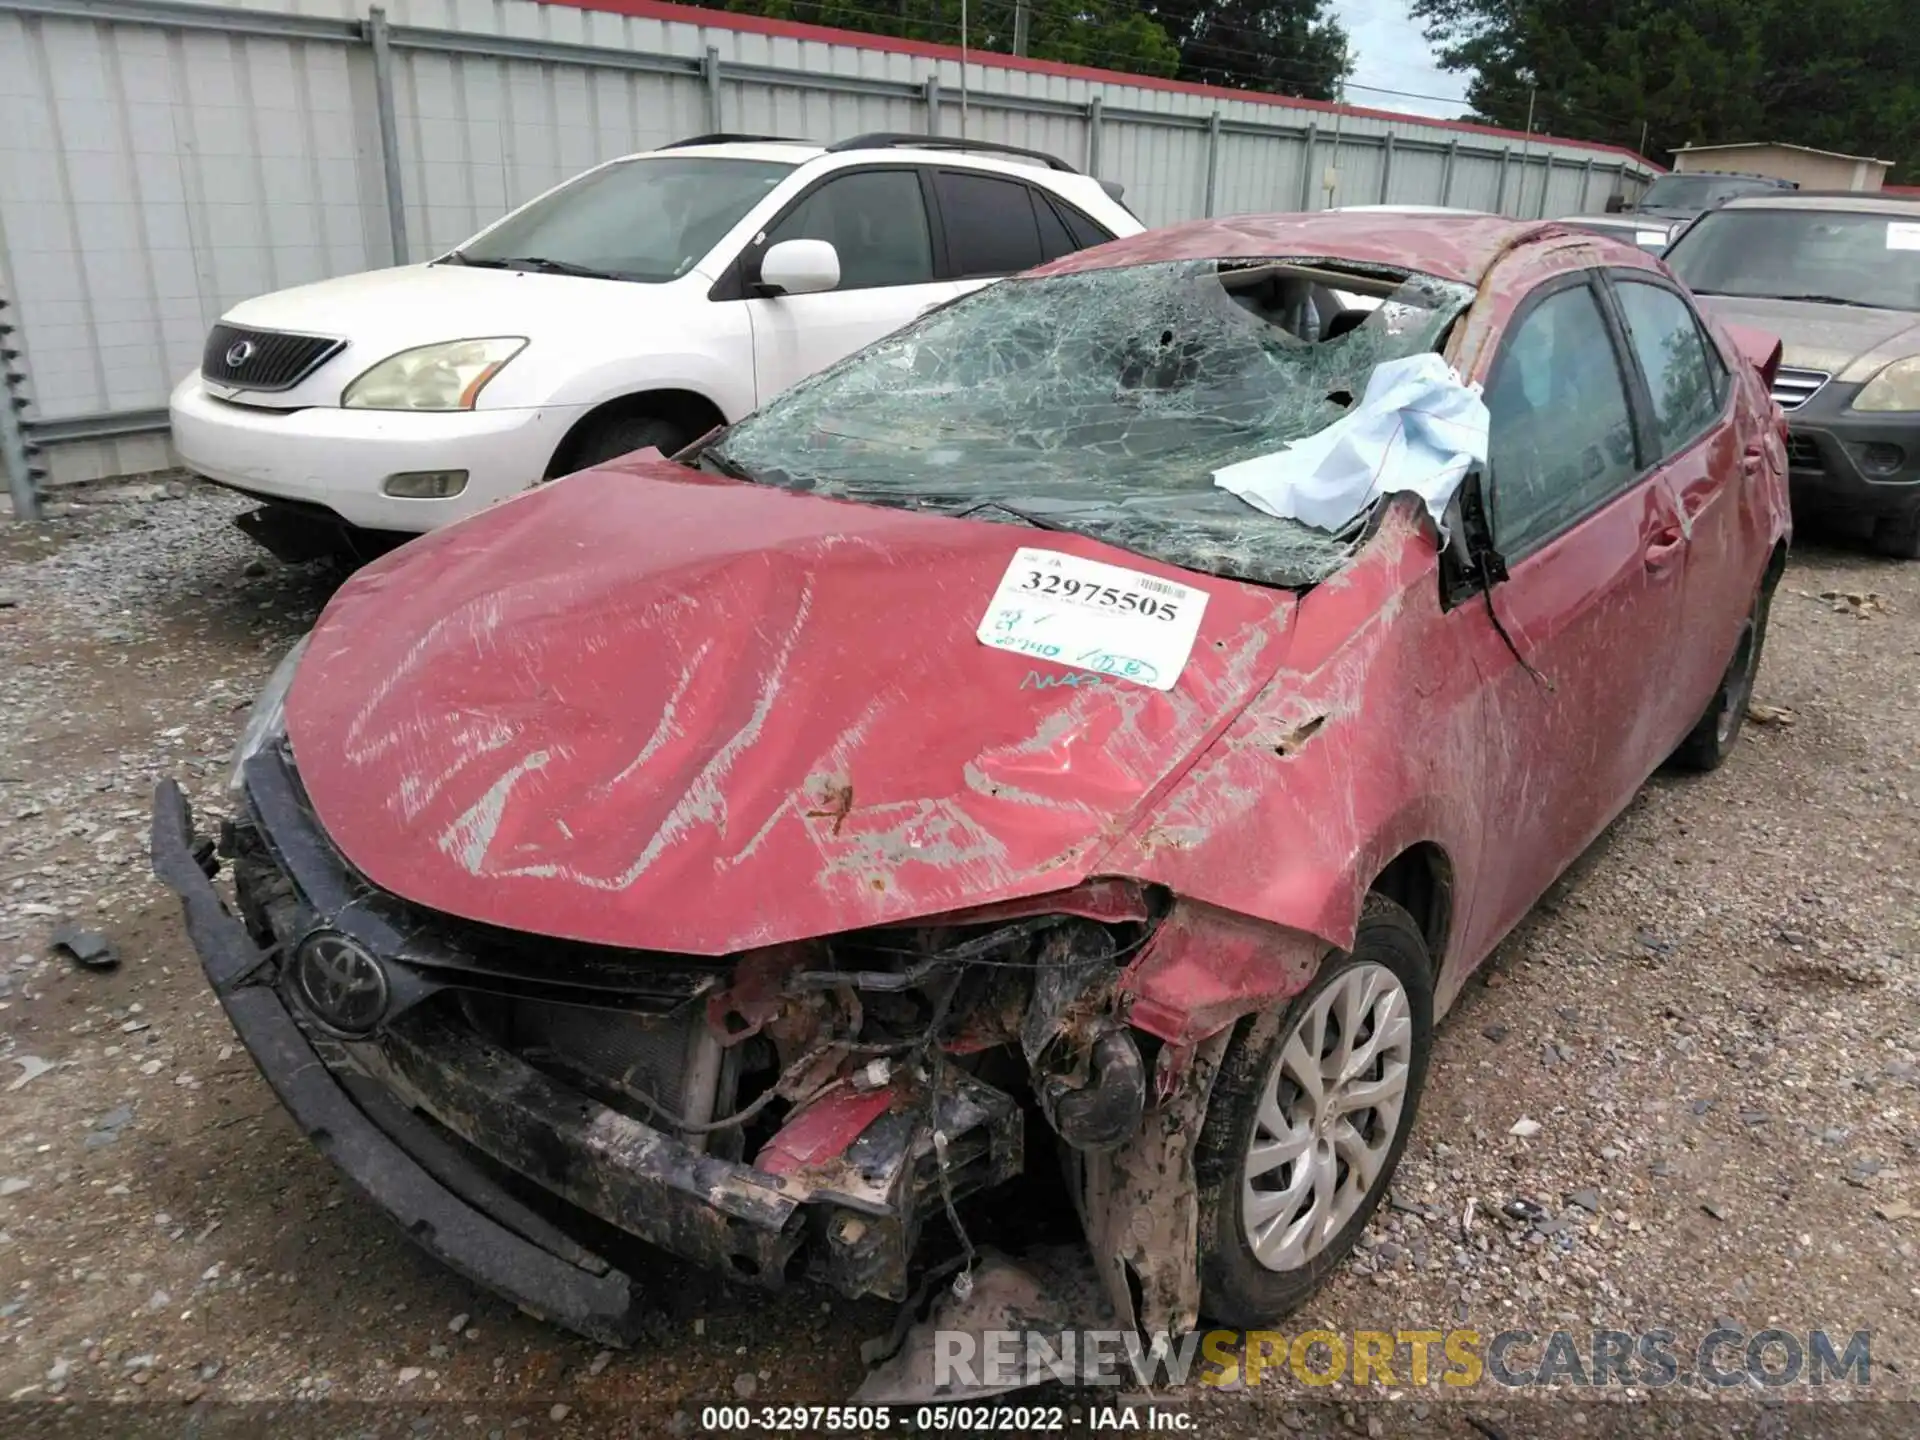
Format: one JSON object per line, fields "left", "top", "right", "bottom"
{"left": 1211, "top": 351, "right": 1489, "bottom": 539}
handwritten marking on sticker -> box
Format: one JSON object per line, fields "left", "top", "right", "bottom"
{"left": 1021, "top": 670, "right": 1108, "bottom": 690}
{"left": 977, "top": 548, "right": 1208, "bottom": 692}
{"left": 1888, "top": 222, "right": 1920, "bottom": 251}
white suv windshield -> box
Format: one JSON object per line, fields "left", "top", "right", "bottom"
{"left": 711, "top": 259, "right": 1474, "bottom": 586}
{"left": 1666, "top": 208, "right": 1920, "bottom": 312}
{"left": 453, "top": 156, "right": 795, "bottom": 283}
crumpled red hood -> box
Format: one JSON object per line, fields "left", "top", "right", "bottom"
{"left": 285, "top": 458, "right": 1295, "bottom": 954}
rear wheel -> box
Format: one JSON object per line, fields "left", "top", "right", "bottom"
{"left": 1871, "top": 509, "right": 1920, "bottom": 560}
{"left": 1195, "top": 894, "right": 1433, "bottom": 1326}
{"left": 1671, "top": 578, "right": 1773, "bottom": 772}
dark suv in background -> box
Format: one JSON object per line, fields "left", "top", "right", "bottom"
{"left": 1664, "top": 191, "right": 1920, "bottom": 558}
{"left": 1624, "top": 171, "right": 1799, "bottom": 227}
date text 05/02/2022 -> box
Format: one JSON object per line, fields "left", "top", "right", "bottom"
{"left": 696, "top": 1404, "right": 1196, "bottom": 1432}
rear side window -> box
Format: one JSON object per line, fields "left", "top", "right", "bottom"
{"left": 1032, "top": 192, "right": 1079, "bottom": 263}
{"left": 1058, "top": 203, "right": 1113, "bottom": 251}
{"left": 763, "top": 170, "right": 935, "bottom": 290}
{"left": 935, "top": 171, "right": 1047, "bottom": 277}
{"left": 1485, "top": 281, "right": 1642, "bottom": 555}
{"left": 1611, "top": 279, "right": 1726, "bottom": 454}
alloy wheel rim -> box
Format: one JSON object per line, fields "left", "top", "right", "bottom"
{"left": 1242, "top": 961, "right": 1413, "bottom": 1271}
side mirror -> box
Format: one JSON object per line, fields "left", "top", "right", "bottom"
{"left": 1460, "top": 466, "right": 1506, "bottom": 578}
{"left": 758, "top": 239, "right": 840, "bottom": 296}
{"left": 1604, "top": 194, "right": 1629, "bottom": 214}
{"left": 1441, "top": 465, "right": 1506, "bottom": 609}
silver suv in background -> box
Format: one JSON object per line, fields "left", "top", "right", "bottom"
{"left": 1665, "top": 191, "right": 1920, "bottom": 557}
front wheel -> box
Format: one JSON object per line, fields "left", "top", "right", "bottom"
{"left": 557, "top": 414, "right": 688, "bottom": 476}
{"left": 1195, "top": 894, "right": 1434, "bottom": 1326}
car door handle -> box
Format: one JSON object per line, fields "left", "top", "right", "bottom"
{"left": 1645, "top": 523, "right": 1685, "bottom": 570}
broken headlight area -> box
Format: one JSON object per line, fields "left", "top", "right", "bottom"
{"left": 217, "top": 745, "right": 1175, "bottom": 1315}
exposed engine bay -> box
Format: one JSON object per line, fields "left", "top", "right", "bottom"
{"left": 188, "top": 745, "right": 1251, "bottom": 1362}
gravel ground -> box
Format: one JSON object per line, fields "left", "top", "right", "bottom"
{"left": 0, "top": 482, "right": 1915, "bottom": 1439}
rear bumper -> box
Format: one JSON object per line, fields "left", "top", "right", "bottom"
{"left": 149, "top": 778, "right": 645, "bottom": 1346}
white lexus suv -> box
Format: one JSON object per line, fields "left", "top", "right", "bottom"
{"left": 169, "top": 133, "right": 1142, "bottom": 560}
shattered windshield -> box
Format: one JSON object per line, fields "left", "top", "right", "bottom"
{"left": 709, "top": 258, "right": 1475, "bottom": 585}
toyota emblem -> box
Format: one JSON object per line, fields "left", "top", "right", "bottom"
{"left": 291, "top": 931, "right": 389, "bottom": 1036}
{"left": 224, "top": 338, "right": 256, "bottom": 369}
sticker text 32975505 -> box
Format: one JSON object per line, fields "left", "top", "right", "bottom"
{"left": 976, "top": 547, "right": 1209, "bottom": 692}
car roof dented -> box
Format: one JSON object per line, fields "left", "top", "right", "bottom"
{"left": 1035, "top": 212, "right": 1568, "bottom": 287}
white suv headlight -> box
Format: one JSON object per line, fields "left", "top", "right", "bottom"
{"left": 228, "top": 636, "right": 310, "bottom": 796}
{"left": 341, "top": 338, "right": 527, "bottom": 411}
{"left": 1851, "top": 356, "right": 1920, "bottom": 413}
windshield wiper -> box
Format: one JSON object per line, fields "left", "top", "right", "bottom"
{"left": 457, "top": 256, "right": 630, "bottom": 280}
{"left": 1770, "top": 293, "right": 1878, "bottom": 308}
{"left": 699, "top": 449, "right": 755, "bottom": 482}
{"left": 947, "top": 497, "right": 1073, "bottom": 532}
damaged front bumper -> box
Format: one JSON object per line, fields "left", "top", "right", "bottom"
{"left": 149, "top": 757, "right": 1024, "bottom": 1344}
{"left": 150, "top": 777, "right": 643, "bottom": 1345}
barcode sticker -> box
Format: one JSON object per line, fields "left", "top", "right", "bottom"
{"left": 976, "top": 548, "right": 1209, "bottom": 691}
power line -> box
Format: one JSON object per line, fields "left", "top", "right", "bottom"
{"left": 768, "top": 0, "right": 1462, "bottom": 110}
{"left": 731, "top": 0, "right": 1654, "bottom": 153}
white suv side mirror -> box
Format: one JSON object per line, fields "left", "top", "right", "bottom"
{"left": 759, "top": 239, "right": 840, "bottom": 296}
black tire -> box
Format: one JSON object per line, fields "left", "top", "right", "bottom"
{"left": 559, "top": 414, "right": 688, "bottom": 476}
{"left": 1195, "top": 893, "right": 1434, "bottom": 1326}
{"left": 1871, "top": 509, "right": 1920, "bottom": 561}
{"left": 1670, "top": 577, "right": 1774, "bottom": 772}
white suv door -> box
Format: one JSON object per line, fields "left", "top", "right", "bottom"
{"left": 740, "top": 167, "right": 958, "bottom": 401}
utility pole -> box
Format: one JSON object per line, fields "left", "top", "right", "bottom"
{"left": 959, "top": 0, "right": 969, "bottom": 136}
{"left": 1012, "top": 0, "right": 1029, "bottom": 57}
{"left": 1518, "top": 85, "right": 1536, "bottom": 218}
{"left": 1324, "top": 79, "right": 1346, "bottom": 208}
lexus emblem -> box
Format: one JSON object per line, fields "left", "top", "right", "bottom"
{"left": 224, "top": 338, "right": 256, "bottom": 369}
{"left": 291, "top": 931, "right": 389, "bottom": 1036}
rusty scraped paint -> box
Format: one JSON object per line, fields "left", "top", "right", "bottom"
{"left": 1270, "top": 713, "right": 1328, "bottom": 757}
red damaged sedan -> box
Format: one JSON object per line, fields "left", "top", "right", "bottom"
{"left": 152, "top": 212, "right": 1789, "bottom": 1353}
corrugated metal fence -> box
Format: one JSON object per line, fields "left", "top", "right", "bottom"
{"left": 0, "top": 0, "right": 1657, "bottom": 509}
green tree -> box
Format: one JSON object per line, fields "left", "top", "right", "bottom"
{"left": 725, "top": 0, "right": 1181, "bottom": 78}
{"left": 1139, "top": 0, "right": 1354, "bottom": 98}
{"left": 1410, "top": 0, "right": 1920, "bottom": 181}
{"left": 724, "top": 0, "right": 1355, "bottom": 95}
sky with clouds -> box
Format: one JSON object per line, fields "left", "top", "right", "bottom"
{"left": 1330, "top": 0, "right": 1471, "bottom": 119}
